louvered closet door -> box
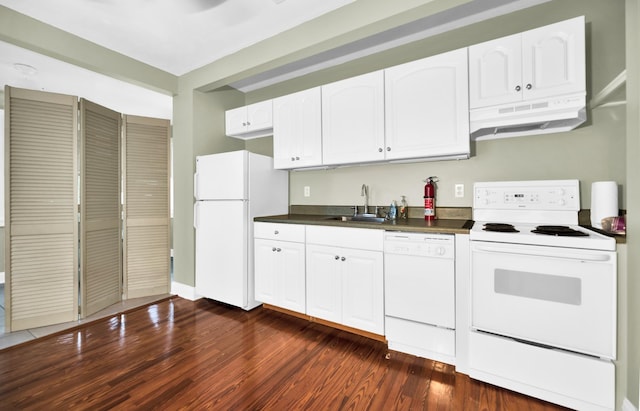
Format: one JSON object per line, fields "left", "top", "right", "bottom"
{"left": 4, "top": 86, "right": 78, "bottom": 331}
{"left": 123, "top": 115, "right": 170, "bottom": 298}
{"left": 80, "top": 99, "right": 122, "bottom": 317}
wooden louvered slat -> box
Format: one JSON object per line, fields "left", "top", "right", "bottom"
{"left": 123, "top": 115, "right": 170, "bottom": 299}
{"left": 80, "top": 99, "right": 122, "bottom": 318}
{"left": 5, "top": 86, "right": 78, "bottom": 332}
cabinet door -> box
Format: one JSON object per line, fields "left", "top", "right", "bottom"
{"left": 246, "top": 100, "right": 273, "bottom": 132}
{"left": 468, "top": 33, "right": 522, "bottom": 108}
{"left": 322, "top": 71, "right": 385, "bottom": 165}
{"left": 385, "top": 48, "right": 469, "bottom": 159}
{"left": 255, "top": 239, "right": 305, "bottom": 313}
{"left": 225, "top": 106, "right": 247, "bottom": 136}
{"left": 521, "top": 16, "right": 585, "bottom": 100}
{"left": 342, "top": 248, "right": 384, "bottom": 335}
{"left": 306, "top": 244, "right": 342, "bottom": 323}
{"left": 254, "top": 239, "right": 279, "bottom": 305}
{"left": 273, "top": 87, "right": 322, "bottom": 169}
{"left": 279, "top": 241, "right": 306, "bottom": 314}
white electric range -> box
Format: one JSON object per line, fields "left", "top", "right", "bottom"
{"left": 470, "top": 179, "right": 615, "bottom": 250}
{"left": 468, "top": 180, "right": 617, "bottom": 411}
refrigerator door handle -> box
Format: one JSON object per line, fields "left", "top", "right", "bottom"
{"left": 194, "top": 202, "right": 198, "bottom": 229}
{"left": 194, "top": 172, "right": 199, "bottom": 200}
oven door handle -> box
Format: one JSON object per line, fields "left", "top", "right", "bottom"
{"left": 472, "top": 245, "right": 613, "bottom": 262}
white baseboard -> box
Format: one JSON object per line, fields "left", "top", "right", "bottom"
{"left": 171, "top": 281, "right": 200, "bottom": 301}
{"left": 0, "top": 272, "right": 4, "bottom": 284}
{"left": 623, "top": 398, "right": 639, "bottom": 411}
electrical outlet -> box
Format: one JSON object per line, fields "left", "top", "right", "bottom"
{"left": 455, "top": 184, "right": 464, "bottom": 198}
{"left": 304, "top": 186, "right": 311, "bottom": 197}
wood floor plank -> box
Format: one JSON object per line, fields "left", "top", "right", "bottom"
{"left": 0, "top": 297, "right": 571, "bottom": 411}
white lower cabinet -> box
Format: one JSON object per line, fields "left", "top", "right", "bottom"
{"left": 306, "top": 226, "right": 384, "bottom": 335}
{"left": 305, "top": 245, "right": 342, "bottom": 323}
{"left": 254, "top": 223, "right": 306, "bottom": 314}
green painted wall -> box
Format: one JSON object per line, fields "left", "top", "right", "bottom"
{"left": 625, "top": 0, "right": 640, "bottom": 407}
{"left": 0, "top": 227, "right": 3, "bottom": 273}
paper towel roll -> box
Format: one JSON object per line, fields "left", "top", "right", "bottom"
{"left": 591, "top": 181, "right": 618, "bottom": 229}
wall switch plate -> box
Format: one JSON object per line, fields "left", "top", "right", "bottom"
{"left": 455, "top": 184, "right": 464, "bottom": 198}
{"left": 304, "top": 186, "right": 311, "bottom": 197}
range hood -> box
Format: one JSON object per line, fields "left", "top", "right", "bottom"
{"left": 470, "top": 93, "right": 586, "bottom": 140}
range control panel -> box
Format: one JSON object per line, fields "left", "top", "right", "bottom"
{"left": 473, "top": 180, "right": 580, "bottom": 211}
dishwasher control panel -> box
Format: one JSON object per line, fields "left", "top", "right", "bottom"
{"left": 384, "top": 232, "right": 454, "bottom": 258}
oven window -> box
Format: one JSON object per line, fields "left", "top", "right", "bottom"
{"left": 494, "top": 269, "right": 581, "bottom": 305}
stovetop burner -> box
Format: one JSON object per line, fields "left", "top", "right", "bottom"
{"left": 483, "top": 223, "right": 520, "bottom": 233}
{"left": 531, "top": 225, "right": 589, "bottom": 237}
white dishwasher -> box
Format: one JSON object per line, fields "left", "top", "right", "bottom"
{"left": 384, "top": 232, "right": 456, "bottom": 364}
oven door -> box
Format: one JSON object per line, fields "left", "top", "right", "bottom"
{"left": 470, "top": 241, "right": 616, "bottom": 359}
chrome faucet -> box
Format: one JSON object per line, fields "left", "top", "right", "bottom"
{"left": 361, "top": 184, "right": 369, "bottom": 215}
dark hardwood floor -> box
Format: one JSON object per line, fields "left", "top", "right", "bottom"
{"left": 0, "top": 297, "right": 570, "bottom": 410}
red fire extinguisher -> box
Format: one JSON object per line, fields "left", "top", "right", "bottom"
{"left": 424, "top": 177, "right": 438, "bottom": 221}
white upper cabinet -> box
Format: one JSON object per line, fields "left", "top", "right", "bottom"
{"left": 225, "top": 100, "right": 273, "bottom": 139}
{"left": 321, "top": 71, "right": 385, "bottom": 165}
{"left": 272, "top": 87, "right": 322, "bottom": 169}
{"left": 522, "top": 17, "right": 585, "bottom": 100}
{"left": 469, "top": 16, "right": 585, "bottom": 109}
{"left": 384, "top": 48, "right": 470, "bottom": 160}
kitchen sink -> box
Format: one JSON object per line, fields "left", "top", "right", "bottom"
{"left": 325, "top": 215, "right": 386, "bottom": 224}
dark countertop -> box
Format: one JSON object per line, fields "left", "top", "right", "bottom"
{"left": 254, "top": 214, "right": 474, "bottom": 234}
{"left": 255, "top": 206, "right": 625, "bottom": 243}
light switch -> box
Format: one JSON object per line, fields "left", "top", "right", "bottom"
{"left": 304, "top": 186, "right": 311, "bottom": 197}
{"left": 455, "top": 184, "right": 464, "bottom": 198}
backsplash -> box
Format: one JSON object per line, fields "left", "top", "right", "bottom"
{"left": 289, "top": 205, "right": 472, "bottom": 220}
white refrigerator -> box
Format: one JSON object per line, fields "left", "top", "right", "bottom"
{"left": 194, "top": 150, "right": 288, "bottom": 310}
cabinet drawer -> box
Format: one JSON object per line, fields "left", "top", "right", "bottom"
{"left": 306, "top": 225, "right": 383, "bottom": 251}
{"left": 254, "top": 222, "right": 305, "bottom": 242}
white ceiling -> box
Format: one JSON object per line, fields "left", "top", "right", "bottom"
{"left": 0, "top": 0, "right": 355, "bottom": 76}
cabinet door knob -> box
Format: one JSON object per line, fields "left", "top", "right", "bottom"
{"left": 247, "top": 121, "right": 251, "bottom": 126}
{"left": 276, "top": 248, "right": 282, "bottom": 252}
{"left": 386, "top": 147, "right": 391, "bottom": 152}
{"left": 291, "top": 157, "right": 295, "bottom": 161}
{"left": 526, "top": 83, "right": 532, "bottom": 90}
{"left": 341, "top": 256, "right": 346, "bottom": 261}
{"left": 335, "top": 255, "right": 340, "bottom": 260}
{"left": 295, "top": 156, "right": 300, "bottom": 160}
{"left": 515, "top": 85, "right": 521, "bottom": 92}
{"left": 272, "top": 247, "right": 277, "bottom": 252}
{"left": 378, "top": 148, "right": 383, "bottom": 152}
